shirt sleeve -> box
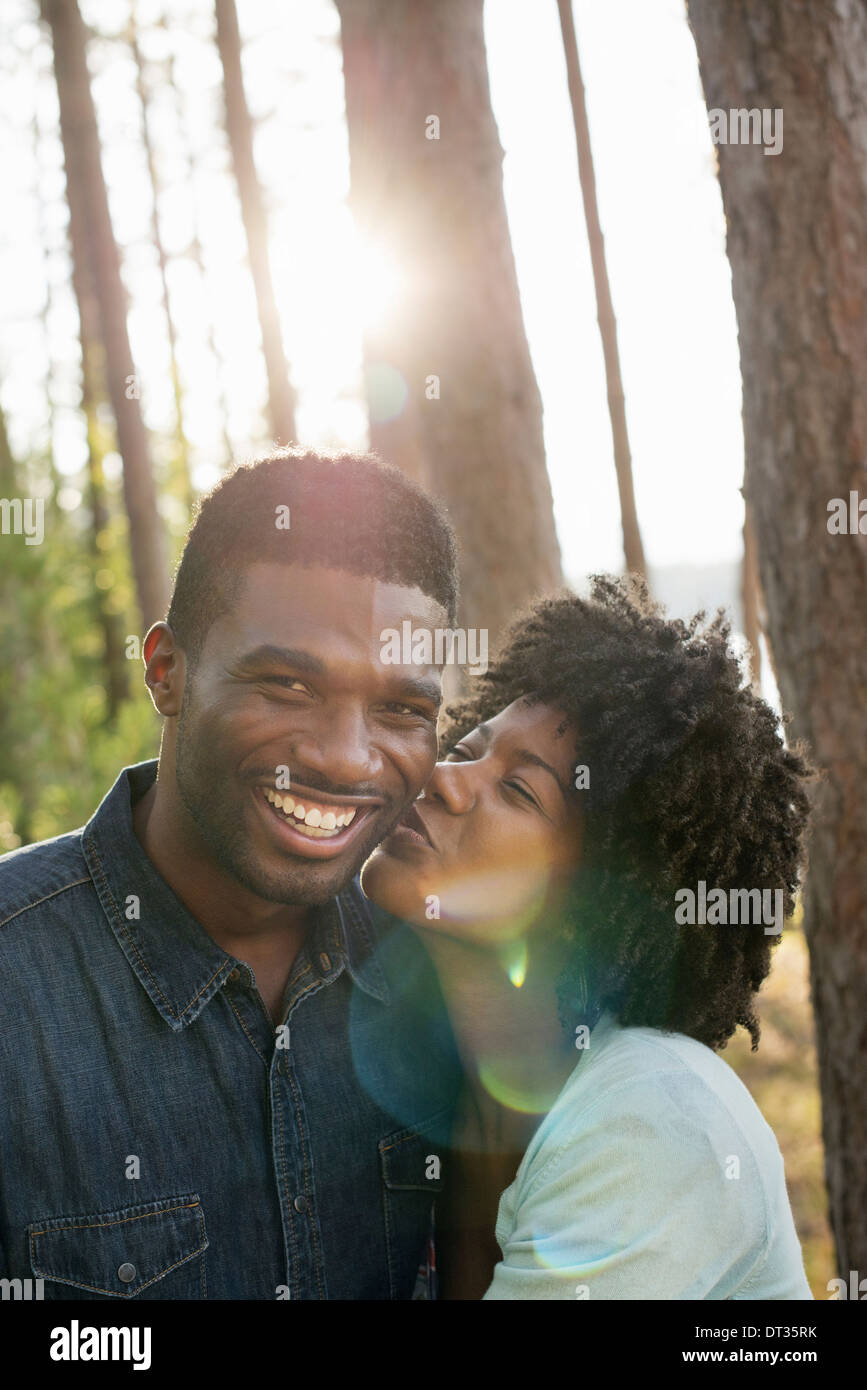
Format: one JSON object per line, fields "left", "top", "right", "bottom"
{"left": 482, "top": 1073, "right": 776, "bottom": 1301}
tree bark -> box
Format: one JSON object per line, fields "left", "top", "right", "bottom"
{"left": 75, "top": 306, "right": 132, "bottom": 722}
{"left": 163, "top": 26, "right": 235, "bottom": 471}
{"left": 741, "top": 505, "right": 762, "bottom": 688}
{"left": 214, "top": 0, "right": 297, "bottom": 447}
{"left": 0, "top": 399, "right": 15, "bottom": 498}
{"left": 31, "top": 105, "right": 59, "bottom": 498}
{"left": 688, "top": 0, "right": 867, "bottom": 1275}
{"left": 58, "top": 28, "right": 130, "bottom": 719}
{"left": 557, "top": 0, "right": 646, "bottom": 580}
{"left": 130, "top": 4, "right": 193, "bottom": 509}
{"left": 42, "top": 0, "right": 169, "bottom": 630}
{"left": 334, "top": 0, "right": 562, "bottom": 645}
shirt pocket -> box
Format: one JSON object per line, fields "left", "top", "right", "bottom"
{"left": 28, "top": 1193, "right": 208, "bottom": 1300}
{"left": 379, "top": 1109, "right": 448, "bottom": 1300}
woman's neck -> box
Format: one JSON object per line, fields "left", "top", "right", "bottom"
{"left": 421, "top": 928, "right": 579, "bottom": 1155}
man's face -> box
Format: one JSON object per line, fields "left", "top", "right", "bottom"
{"left": 173, "top": 562, "right": 447, "bottom": 906}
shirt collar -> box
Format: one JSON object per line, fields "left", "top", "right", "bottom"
{"left": 82, "top": 761, "right": 389, "bottom": 1031}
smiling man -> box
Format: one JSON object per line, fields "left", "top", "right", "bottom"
{"left": 0, "top": 449, "right": 463, "bottom": 1300}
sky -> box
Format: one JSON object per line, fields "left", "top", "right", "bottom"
{"left": 0, "top": 0, "right": 746, "bottom": 590}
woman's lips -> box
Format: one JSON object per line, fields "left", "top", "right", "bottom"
{"left": 384, "top": 802, "right": 436, "bottom": 851}
{"left": 253, "top": 785, "right": 378, "bottom": 860}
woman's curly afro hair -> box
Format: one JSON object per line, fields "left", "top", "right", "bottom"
{"left": 440, "top": 575, "right": 813, "bottom": 1053}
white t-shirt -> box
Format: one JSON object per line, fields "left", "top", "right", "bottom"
{"left": 483, "top": 1011, "right": 812, "bottom": 1300}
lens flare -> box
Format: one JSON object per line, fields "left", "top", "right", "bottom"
{"left": 476, "top": 1057, "right": 571, "bottom": 1117}
{"left": 364, "top": 362, "right": 408, "bottom": 423}
{"left": 419, "top": 866, "right": 550, "bottom": 938}
{"left": 504, "top": 941, "right": 528, "bottom": 988}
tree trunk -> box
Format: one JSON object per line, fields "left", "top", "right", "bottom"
{"left": 214, "top": 0, "right": 297, "bottom": 447}
{"left": 0, "top": 391, "right": 39, "bottom": 847}
{"left": 334, "top": 0, "right": 562, "bottom": 645}
{"left": 688, "top": 0, "right": 867, "bottom": 1276}
{"left": 42, "top": 0, "right": 169, "bottom": 630}
{"left": 31, "top": 105, "right": 59, "bottom": 499}
{"left": 78, "top": 320, "right": 132, "bottom": 722}
{"left": 741, "top": 505, "right": 762, "bottom": 688}
{"left": 130, "top": 4, "right": 193, "bottom": 509}
{"left": 163, "top": 27, "right": 235, "bottom": 471}
{"left": 557, "top": 0, "right": 646, "bottom": 580}
{"left": 0, "top": 399, "right": 15, "bottom": 498}
{"left": 59, "top": 32, "right": 130, "bottom": 719}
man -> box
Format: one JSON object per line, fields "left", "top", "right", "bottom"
{"left": 0, "top": 448, "right": 462, "bottom": 1300}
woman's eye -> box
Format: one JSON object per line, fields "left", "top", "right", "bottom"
{"left": 446, "top": 746, "right": 473, "bottom": 761}
{"left": 504, "top": 779, "right": 537, "bottom": 807}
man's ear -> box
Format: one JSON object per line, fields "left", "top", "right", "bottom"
{"left": 142, "top": 623, "right": 186, "bottom": 716}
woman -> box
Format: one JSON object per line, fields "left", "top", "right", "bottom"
{"left": 361, "top": 576, "right": 814, "bottom": 1300}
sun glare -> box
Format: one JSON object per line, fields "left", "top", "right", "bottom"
{"left": 346, "top": 230, "right": 408, "bottom": 334}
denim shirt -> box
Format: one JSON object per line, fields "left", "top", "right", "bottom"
{"left": 0, "top": 762, "right": 460, "bottom": 1300}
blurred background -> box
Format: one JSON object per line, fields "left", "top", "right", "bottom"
{"left": 2, "top": 0, "right": 861, "bottom": 1297}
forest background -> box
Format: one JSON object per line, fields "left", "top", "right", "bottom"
{"left": 2, "top": 0, "right": 865, "bottom": 1299}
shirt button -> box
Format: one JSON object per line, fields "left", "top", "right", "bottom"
{"left": 319, "top": 952, "right": 331, "bottom": 972}
{"left": 117, "top": 1263, "right": 136, "bottom": 1283}
{"left": 293, "top": 1195, "right": 308, "bottom": 1214}
{"left": 227, "top": 968, "right": 240, "bottom": 983}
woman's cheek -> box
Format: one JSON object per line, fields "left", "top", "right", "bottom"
{"left": 436, "top": 861, "right": 551, "bottom": 931}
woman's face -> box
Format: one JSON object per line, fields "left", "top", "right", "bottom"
{"left": 361, "top": 698, "right": 583, "bottom": 946}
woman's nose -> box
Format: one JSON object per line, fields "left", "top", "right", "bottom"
{"left": 420, "top": 759, "right": 477, "bottom": 814}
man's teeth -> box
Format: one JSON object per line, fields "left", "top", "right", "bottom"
{"left": 263, "top": 788, "right": 358, "bottom": 837}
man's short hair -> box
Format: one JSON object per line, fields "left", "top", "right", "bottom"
{"left": 167, "top": 448, "right": 459, "bottom": 662}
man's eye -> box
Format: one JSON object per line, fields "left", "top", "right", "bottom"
{"left": 383, "top": 703, "right": 432, "bottom": 719}
{"left": 265, "top": 676, "right": 309, "bottom": 692}
{"left": 445, "top": 746, "right": 473, "bottom": 761}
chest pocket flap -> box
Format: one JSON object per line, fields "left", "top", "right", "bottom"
{"left": 379, "top": 1110, "right": 448, "bottom": 1192}
{"left": 29, "top": 1193, "right": 207, "bottom": 1298}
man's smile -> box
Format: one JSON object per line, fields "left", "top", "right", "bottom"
{"left": 253, "top": 782, "right": 384, "bottom": 859}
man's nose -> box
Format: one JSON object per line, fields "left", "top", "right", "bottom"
{"left": 292, "top": 707, "right": 380, "bottom": 792}
{"left": 420, "top": 759, "right": 477, "bottom": 814}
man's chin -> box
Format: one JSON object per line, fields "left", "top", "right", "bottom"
{"left": 247, "top": 826, "right": 399, "bottom": 906}
{"left": 179, "top": 781, "right": 405, "bottom": 907}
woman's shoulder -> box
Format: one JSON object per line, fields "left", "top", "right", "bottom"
{"left": 490, "top": 1014, "right": 811, "bottom": 1299}
{"left": 566, "top": 1010, "right": 774, "bottom": 1114}
{"left": 521, "top": 1012, "right": 784, "bottom": 1196}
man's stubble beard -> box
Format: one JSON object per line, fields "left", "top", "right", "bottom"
{"left": 173, "top": 678, "right": 406, "bottom": 907}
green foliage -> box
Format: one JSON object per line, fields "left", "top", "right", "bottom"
{"left": 0, "top": 459, "right": 161, "bottom": 852}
